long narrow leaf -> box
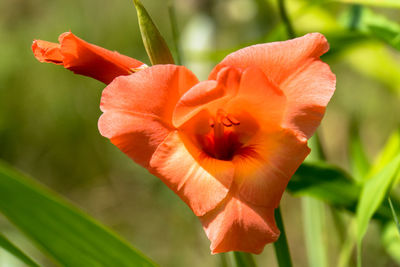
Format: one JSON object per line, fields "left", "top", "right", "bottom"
{"left": 388, "top": 197, "right": 400, "bottom": 235}
{"left": 301, "top": 134, "right": 328, "bottom": 267}
{"left": 133, "top": 0, "right": 174, "bottom": 65}
{"left": 289, "top": 162, "right": 400, "bottom": 221}
{"left": 356, "top": 154, "right": 400, "bottom": 265}
{"left": 302, "top": 197, "right": 328, "bottom": 267}
{"left": 0, "top": 233, "right": 40, "bottom": 267}
{"left": 334, "top": 0, "right": 400, "bottom": 8}
{"left": 382, "top": 222, "right": 400, "bottom": 264}
{"left": 369, "top": 128, "right": 400, "bottom": 178}
{"left": 349, "top": 120, "right": 370, "bottom": 182}
{"left": 0, "top": 161, "right": 157, "bottom": 267}
{"left": 289, "top": 162, "right": 359, "bottom": 209}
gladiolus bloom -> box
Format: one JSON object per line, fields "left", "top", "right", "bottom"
{"left": 33, "top": 32, "right": 336, "bottom": 254}
{"left": 32, "top": 32, "right": 146, "bottom": 84}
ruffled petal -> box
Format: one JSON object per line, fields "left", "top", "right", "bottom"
{"left": 234, "top": 129, "right": 310, "bottom": 207}
{"left": 200, "top": 195, "right": 279, "bottom": 254}
{"left": 225, "top": 67, "right": 286, "bottom": 134}
{"left": 173, "top": 66, "right": 241, "bottom": 128}
{"left": 209, "top": 33, "right": 335, "bottom": 138}
{"left": 32, "top": 32, "right": 145, "bottom": 84}
{"left": 150, "top": 131, "right": 235, "bottom": 216}
{"left": 99, "top": 65, "right": 198, "bottom": 167}
{"left": 209, "top": 33, "right": 328, "bottom": 84}
{"left": 280, "top": 59, "right": 336, "bottom": 138}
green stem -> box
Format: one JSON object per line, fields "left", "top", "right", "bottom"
{"left": 232, "top": 251, "right": 257, "bottom": 267}
{"left": 348, "top": 4, "right": 363, "bottom": 31}
{"left": 273, "top": 207, "right": 293, "bottom": 267}
{"left": 277, "top": 0, "right": 295, "bottom": 39}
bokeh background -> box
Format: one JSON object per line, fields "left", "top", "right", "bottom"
{"left": 1, "top": 0, "right": 400, "bottom": 266}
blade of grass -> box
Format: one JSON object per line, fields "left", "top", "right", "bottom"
{"left": 356, "top": 154, "right": 400, "bottom": 267}
{"left": 302, "top": 197, "right": 328, "bottom": 267}
{"left": 0, "top": 233, "right": 40, "bottom": 267}
{"left": 300, "top": 134, "right": 329, "bottom": 267}
{"left": 369, "top": 128, "right": 400, "bottom": 178}
{"left": 382, "top": 222, "right": 400, "bottom": 264}
{"left": 0, "top": 161, "right": 157, "bottom": 267}
{"left": 337, "top": 220, "right": 357, "bottom": 267}
{"left": 334, "top": 0, "right": 400, "bottom": 9}
{"left": 388, "top": 197, "right": 400, "bottom": 235}
{"left": 349, "top": 119, "right": 370, "bottom": 182}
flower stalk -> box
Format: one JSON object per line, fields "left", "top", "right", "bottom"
{"left": 273, "top": 207, "right": 292, "bottom": 267}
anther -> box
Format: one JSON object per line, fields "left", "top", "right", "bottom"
{"left": 222, "top": 117, "right": 233, "bottom": 127}
{"left": 209, "top": 118, "right": 215, "bottom": 128}
{"left": 227, "top": 115, "right": 240, "bottom": 126}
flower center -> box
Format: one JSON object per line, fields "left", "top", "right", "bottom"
{"left": 200, "top": 109, "right": 243, "bottom": 161}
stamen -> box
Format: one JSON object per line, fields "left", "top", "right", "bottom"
{"left": 205, "top": 110, "right": 243, "bottom": 160}
{"left": 209, "top": 118, "right": 215, "bottom": 128}
{"left": 222, "top": 117, "right": 233, "bottom": 127}
{"left": 227, "top": 115, "right": 240, "bottom": 125}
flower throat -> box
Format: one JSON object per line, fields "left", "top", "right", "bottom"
{"left": 201, "top": 109, "right": 243, "bottom": 161}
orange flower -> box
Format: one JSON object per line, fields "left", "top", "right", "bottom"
{"left": 98, "top": 33, "right": 335, "bottom": 254}
{"left": 32, "top": 32, "right": 146, "bottom": 84}
{"left": 33, "top": 32, "right": 335, "bottom": 254}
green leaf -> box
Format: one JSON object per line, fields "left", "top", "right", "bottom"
{"left": 356, "top": 154, "right": 400, "bottom": 264}
{"left": 337, "top": 220, "right": 357, "bottom": 267}
{"left": 133, "top": 0, "right": 174, "bottom": 65}
{"left": 301, "top": 198, "right": 328, "bottom": 267}
{"left": 289, "top": 162, "right": 400, "bottom": 221}
{"left": 369, "top": 128, "right": 400, "bottom": 178}
{"left": 0, "top": 233, "right": 40, "bottom": 267}
{"left": 301, "top": 135, "right": 328, "bottom": 267}
{"left": 334, "top": 0, "right": 400, "bottom": 8}
{"left": 0, "top": 161, "right": 157, "bottom": 267}
{"left": 288, "top": 162, "right": 359, "bottom": 209}
{"left": 349, "top": 120, "right": 370, "bottom": 182}
{"left": 361, "top": 9, "right": 400, "bottom": 51}
{"left": 382, "top": 222, "right": 400, "bottom": 264}
{"left": 342, "top": 8, "right": 400, "bottom": 50}
{"left": 388, "top": 197, "right": 400, "bottom": 235}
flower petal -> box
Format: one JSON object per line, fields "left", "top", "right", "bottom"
{"left": 234, "top": 129, "right": 310, "bottom": 207}
{"left": 209, "top": 33, "right": 335, "bottom": 138}
{"left": 173, "top": 66, "right": 241, "bottom": 128}
{"left": 99, "top": 65, "right": 198, "bottom": 167}
{"left": 280, "top": 59, "right": 336, "bottom": 138}
{"left": 32, "top": 32, "right": 145, "bottom": 84}
{"left": 225, "top": 66, "right": 286, "bottom": 134}
{"left": 99, "top": 112, "right": 171, "bottom": 167}
{"left": 150, "top": 131, "right": 235, "bottom": 216}
{"left": 200, "top": 195, "right": 279, "bottom": 254}
{"left": 32, "top": 40, "right": 63, "bottom": 64}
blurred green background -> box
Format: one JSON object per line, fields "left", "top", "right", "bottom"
{"left": 0, "top": 0, "right": 400, "bottom": 266}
